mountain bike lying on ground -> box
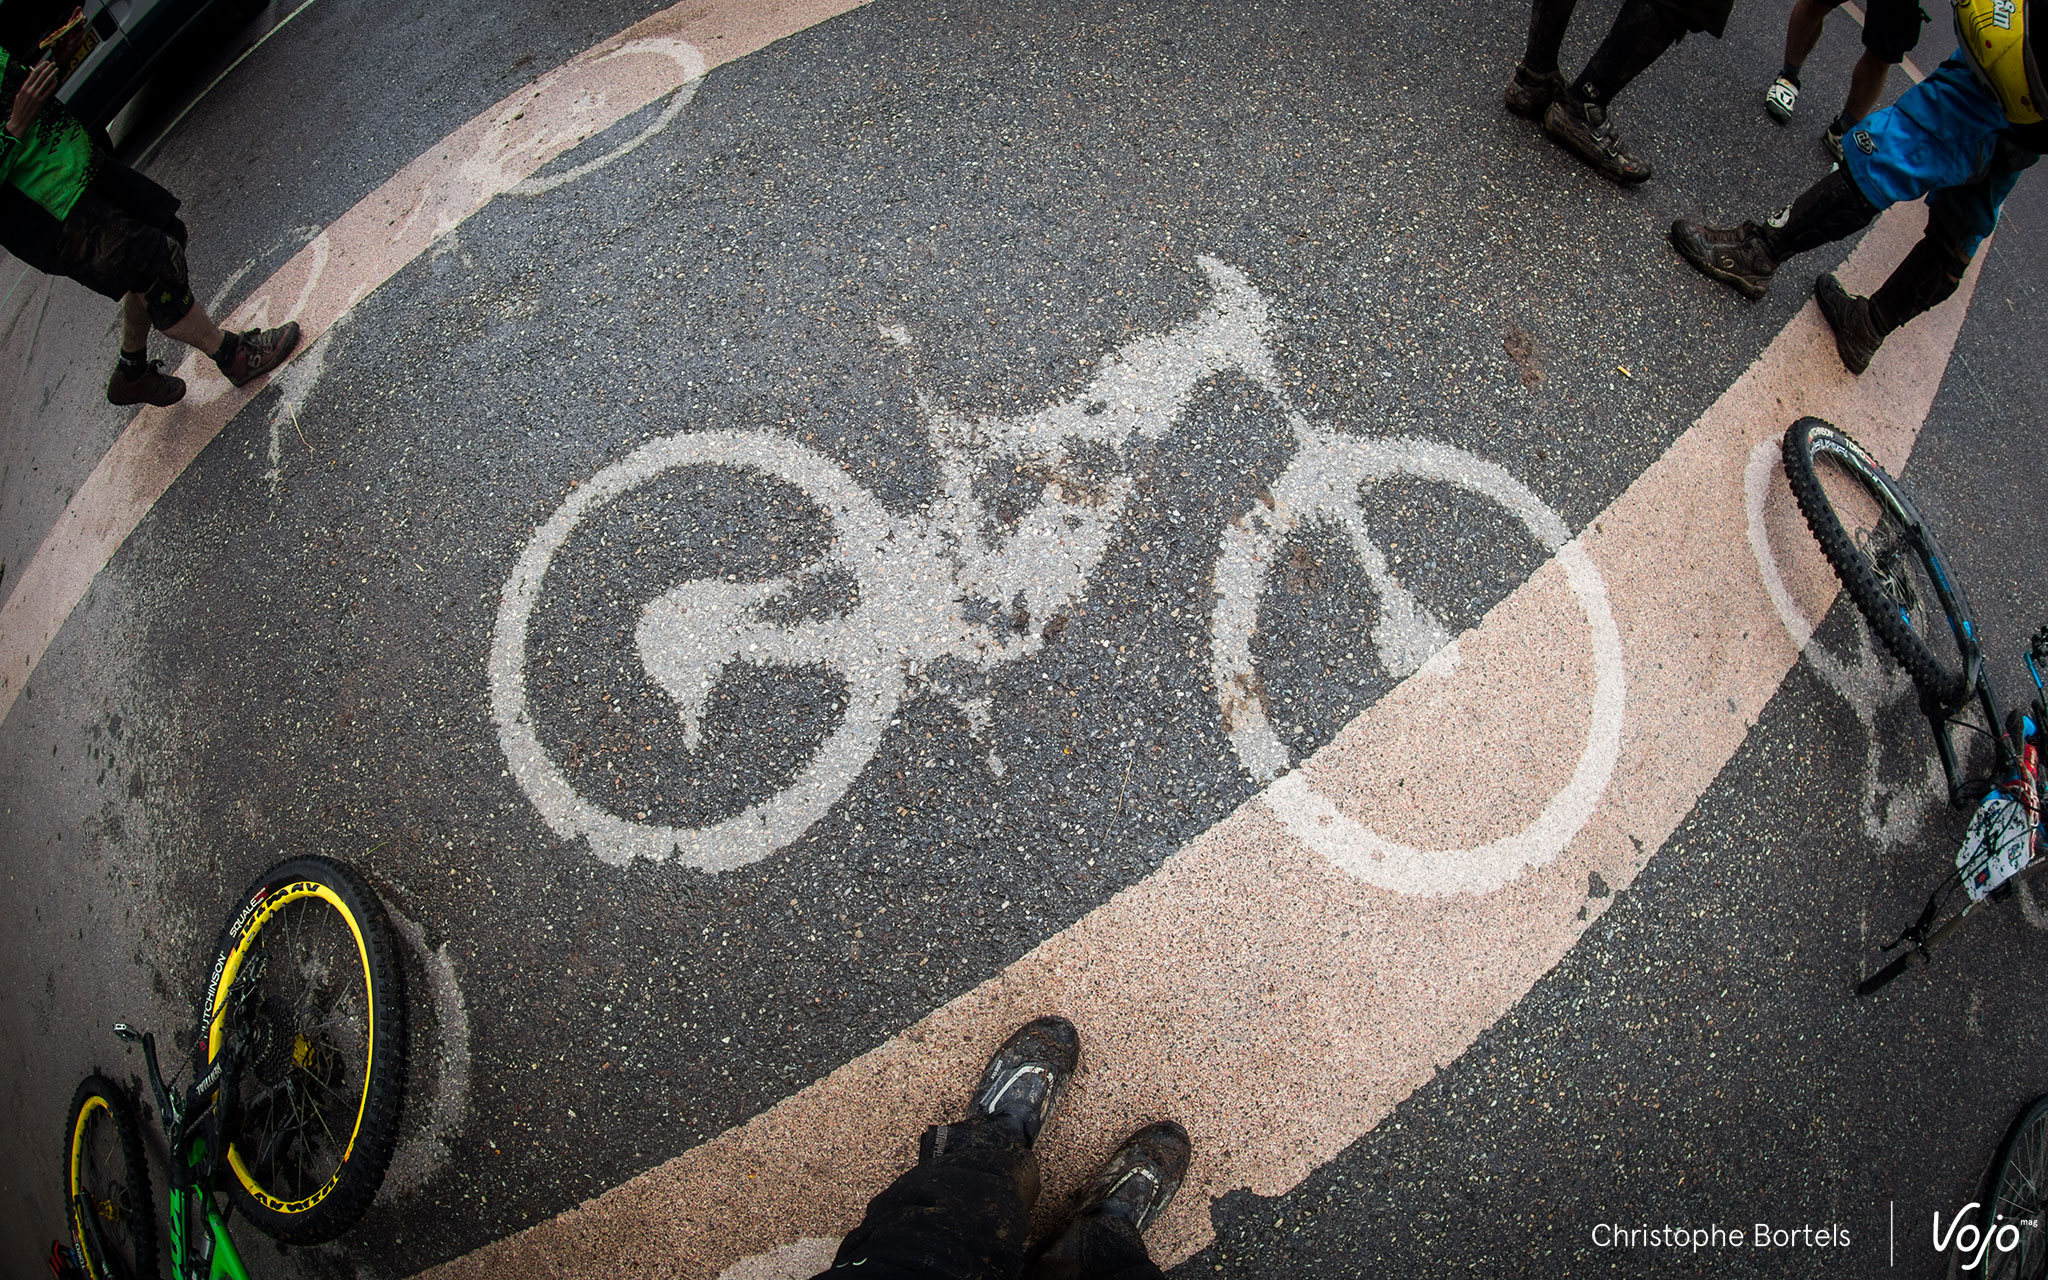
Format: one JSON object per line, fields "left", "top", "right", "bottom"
{"left": 64, "top": 856, "right": 407, "bottom": 1279}
{"left": 1781, "top": 417, "right": 2048, "bottom": 996}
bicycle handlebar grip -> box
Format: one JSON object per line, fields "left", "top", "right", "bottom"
{"left": 1856, "top": 950, "right": 1920, "bottom": 996}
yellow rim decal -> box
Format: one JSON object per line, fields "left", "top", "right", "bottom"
{"left": 69, "top": 1094, "right": 111, "bottom": 1280}
{"left": 209, "top": 879, "right": 375, "bottom": 1215}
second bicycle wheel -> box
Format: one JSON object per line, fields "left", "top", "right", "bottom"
{"left": 1782, "top": 417, "right": 1973, "bottom": 707}
{"left": 203, "top": 855, "right": 407, "bottom": 1245}
{"left": 63, "top": 1076, "right": 156, "bottom": 1280}
{"left": 1979, "top": 1094, "right": 2048, "bottom": 1279}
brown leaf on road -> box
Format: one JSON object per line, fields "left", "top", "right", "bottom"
{"left": 1503, "top": 324, "right": 1544, "bottom": 389}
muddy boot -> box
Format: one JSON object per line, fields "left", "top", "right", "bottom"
{"left": 1816, "top": 233, "right": 1970, "bottom": 375}
{"left": 972, "top": 1015, "right": 1079, "bottom": 1144}
{"left": 1539, "top": 0, "right": 1686, "bottom": 182}
{"left": 1506, "top": 62, "right": 1567, "bottom": 118}
{"left": 1029, "top": 1122, "right": 1192, "bottom": 1280}
{"left": 1670, "top": 220, "right": 1778, "bottom": 298}
{"left": 1814, "top": 274, "right": 1882, "bottom": 373}
{"left": 1073, "top": 1121, "right": 1191, "bottom": 1233}
{"left": 1673, "top": 168, "right": 1879, "bottom": 300}
{"left": 107, "top": 355, "right": 186, "bottom": 406}
{"left": 1545, "top": 96, "right": 1652, "bottom": 182}
{"left": 214, "top": 321, "right": 302, "bottom": 388}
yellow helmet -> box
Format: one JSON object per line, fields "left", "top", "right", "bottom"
{"left": 1955, "top": 0, "right": 2045, "bottom": 123}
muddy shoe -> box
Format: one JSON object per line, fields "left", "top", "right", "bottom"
{"left": 216, "top": 321, "right": 302, "bottom": 388}
{"left": 972, "top": 1015, "right": 1079, "bottom": 1144}
{"left": 1814, "top": 273, "right": 1883, "bottom": 374}
{"left": 1074, "top": 1121, "right": 1192, "bottom": 1234}
{"left": 1669, "top": 218, "right": 1777, "bottom": 299}
{"left": 107, "top": 358, "right": 186, "bottom": 406}
{"left": 1543, "top": 96, "right": 1651, "bottom": 183}
{"left": 1505, "top": 63, "right": 1566, "bottom": 119}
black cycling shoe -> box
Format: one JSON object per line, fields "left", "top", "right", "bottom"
{"left": 972, "top": 1015, "right": 1079, "bottom": 1144}
{"left": 1073, "top": 1121, "right": 1192, "bottom": 1234}
{"left": 1670, "top": 218, "right": 1777, "bottom": 299}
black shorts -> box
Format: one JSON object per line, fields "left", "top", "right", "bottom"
{"left": 54, "top": 160, "right": 195, "bottom": 327}
{"left": 1825, "top": 0, "right": 1928, "bottom": 63}
{"left": 1653, "top": 0, "right": 1734, "bottom": 38}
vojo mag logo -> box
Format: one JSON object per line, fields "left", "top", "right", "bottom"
{"left": 1936, "top": 1202, "right": 2033, "bottom": 1271}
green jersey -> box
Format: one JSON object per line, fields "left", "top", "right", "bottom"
{"left": 0, "top": 42, "right": 99, "bottom": 220}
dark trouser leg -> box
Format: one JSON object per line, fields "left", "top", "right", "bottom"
{"left": 1522, "top": 0, "right": 1578, "bottom": 75}
{"left": 1761, "top": 166, "right": 1880, "bottom": 264}
{"left": 1868, "top": 230, "right": 1970, "bottom": 335}
{"left": 1571, "top": 0, "right": 1687, "bottom": 105}
{"left": 824, "top": 1117, "right": 1039, "bottom": 1280}
{"left": 1027, "top": 1215, "right": 1165, "bottom": 1280}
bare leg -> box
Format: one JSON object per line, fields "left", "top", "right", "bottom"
{"left": 1783, "top": 0, "right": 1832, "bottom": 70}
{"left": 1840, "top": 49, "right": 1891, "bottom": 126}
{"left": 159, "top": 301, "right": 227, "bottom": 356}
{"left": 119, "top": 292, "right": 149, "bottom": 356}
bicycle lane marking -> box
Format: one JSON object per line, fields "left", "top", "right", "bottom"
{"left": 417, "top": 199, "right": 1983, "bottom": 1280}
{"left": 0, "top": 0, "right": 872, "bottom": 730}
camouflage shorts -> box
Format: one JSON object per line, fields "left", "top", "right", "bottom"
{"left": 56, "top": 161, "right": 194, "bottom": 328}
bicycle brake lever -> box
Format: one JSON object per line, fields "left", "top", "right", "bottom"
{"left": 112, "top": 1022, "right": 141, "bottom": 1042}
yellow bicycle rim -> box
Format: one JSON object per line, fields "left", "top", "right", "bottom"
{"left": 207, "top": 879, "right": 376, "bottom": 1216}
{"left": 69, "top": 1094, "right": 113, "bottom": 1280}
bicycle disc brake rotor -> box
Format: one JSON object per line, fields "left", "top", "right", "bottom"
{"left": 1861, "top": 526, "right": 1921, "bottom": 619}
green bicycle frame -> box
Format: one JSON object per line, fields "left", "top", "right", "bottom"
{"left": 168, "top": 1149, "right": 249, "bottom": 1280}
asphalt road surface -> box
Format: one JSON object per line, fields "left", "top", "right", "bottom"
{"left": 4, "top": 1, "right": 2046, "bottom": 1277}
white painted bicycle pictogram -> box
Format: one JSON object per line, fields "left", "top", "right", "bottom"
{"left": 489, "top": 256, "right": 1625, "bottom": 890}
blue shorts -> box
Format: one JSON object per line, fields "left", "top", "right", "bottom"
{"left": 1841, "top": 54, "right": 2039, "bottom": 258}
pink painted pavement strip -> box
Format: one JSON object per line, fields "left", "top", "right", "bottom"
{"left": 416, "top": 203, "right": 1987, "bottom": 1280}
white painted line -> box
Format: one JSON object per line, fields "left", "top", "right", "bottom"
{"left": 1266, "top": 536, "right": 1625, "bottom": 898}
{"left": 420, "top": 201, "right": 1987, "bottom": 1280}
{"left": 383, "top": 902, "right": 474, "bottom": 1196}
{"left": 490, "top": 429, "right": 905, "bottom": 871}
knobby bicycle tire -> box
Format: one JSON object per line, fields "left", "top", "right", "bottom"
{"left": 1978, "top": 1094, "right": 2048, "bottom": 1279}
{"left": 203, "top": 855, "right": 407, "bottom": 1245}
{"left": 1782, "top": 417, "right": 1972, "bottom": 708}
{"left": 63, "top": 1075, "right": 157, "bottom": 1280}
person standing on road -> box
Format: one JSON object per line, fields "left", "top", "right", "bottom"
{"left": 0, "top": 11, "right": 299, "bottom": 407}
{"left": 1669, "top": 0, "right": 2042, "bottom": 375}
{"left": 815, "top": 1015, "right": 1191, "bottom": 1280}
{"left": 1763, "top": 0, "right": 1929, "bottom": 160}
{"left": 1505, "top": 0, "right": 1737, "bottom": 183}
